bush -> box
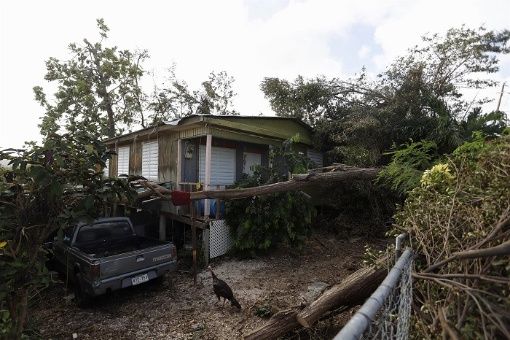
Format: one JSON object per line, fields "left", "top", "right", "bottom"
{"left": 376, "top": 140, "right": 438, "bottom": 196}
{"left": 225, "top": 139, "right": 316, "bottom": 252}
{"left": 392, "top": 134, "right": 510, "bottom": 338}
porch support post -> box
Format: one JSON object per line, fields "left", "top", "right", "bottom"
{"left": 204, "top": 134, "right": 212, "bottom": 217}
{"left": 159, "top": 214, "right": 166, "bottom": 241}
{"left": 176, "top": 139, "right": 182, "bottom": 190}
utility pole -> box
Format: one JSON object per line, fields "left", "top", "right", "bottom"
{"left": 496, "top": 82, "right": 506, "bottom": 112}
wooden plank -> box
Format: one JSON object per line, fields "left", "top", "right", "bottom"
{"left": 160, "top": 211, "right": 208, "bottom": 229}
{"left": 191, "top": 201, "right": 197, "bottom": 285}
{"left": 203, "top": 229, "right": 210, "bottom": 266}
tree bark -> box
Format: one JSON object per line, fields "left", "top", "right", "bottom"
{"left": 189, "top": 167, "right": 379, "bottom": 201}
{"left": 296, "top": 264, "right": 386, "bottom": 328}
{"left": 135, "top": 167, "right": 380, "bottom": 202}
{"left": 243, "top": 263, "right": 386, "bottom": 339}
{"left": 244, "top": 309, "right": 301, "bottom": 340}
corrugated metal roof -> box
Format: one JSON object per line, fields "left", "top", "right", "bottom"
{"left": 104, "top": 114, "right": 313, "bottom": 144}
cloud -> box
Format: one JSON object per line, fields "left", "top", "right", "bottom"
{"left": 1, "top": 0, "right": 509, "bottom": 148}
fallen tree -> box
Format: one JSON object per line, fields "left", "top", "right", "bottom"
{"left": 135, "top": 165, "right": 380, "bottom": 201}
{"left": 244, "top": 261, "right": 387, "bottom": 339}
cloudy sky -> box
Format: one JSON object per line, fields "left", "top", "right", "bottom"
{"left": 1, "top": 0, "right": 509, "bottom": 148}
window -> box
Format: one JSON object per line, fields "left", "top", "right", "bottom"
{"left": 117, "top": 146, "right": 130, "bottom": 177}
{"left": 243, "top": 152, "right": 261, "bottom": 175}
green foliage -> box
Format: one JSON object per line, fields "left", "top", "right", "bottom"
{"left": 35, "top": 18, "right": 149, "bottom": 139}
{"left": 261, "top": 26, "right": 509, "bottom": 167}
{"left": 376, "top": 141, "right": 438, "bottom": 196}
{"left": 225, "top": 139, "right": 316, "bottom": 252}
{"left": 392, "top": 135, "right": 510, "bottom": 338}
{"left": 0, "top": 131, "right": 135, "bottom": 338}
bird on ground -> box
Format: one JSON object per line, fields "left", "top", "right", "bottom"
{"left": 207, "top": 265, "right": 241, "bottom": 309}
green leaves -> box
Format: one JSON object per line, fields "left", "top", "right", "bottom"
{"left": 35, "top": 19, "right": 149, "bottom": 139}
{"left": 225, "top": 141, "right": 316, "bottom": 253}
{"left": 0, "top": 131, "right": 136, "bottom": 338}
{"left": 149, "top": 69, "right": 238, "bottom": 122}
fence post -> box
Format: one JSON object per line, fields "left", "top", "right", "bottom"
{"left": 395, "top": 233, "right": 407, "bottom": 263}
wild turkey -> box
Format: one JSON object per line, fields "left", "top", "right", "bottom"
{"left": 208, "top": 265, "right": 241, "bottom": 309}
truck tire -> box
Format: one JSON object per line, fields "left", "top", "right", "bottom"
{"left": 74, "top": 273, "right": 92, "bottom": 308}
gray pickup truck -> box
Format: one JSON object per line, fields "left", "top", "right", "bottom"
{"left": 51, "top": 217, "right": 177, "bottom": 305}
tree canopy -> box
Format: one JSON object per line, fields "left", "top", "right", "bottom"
{"left": 261, "top": 26, "right": 510, "bottom": 168}
{"left": 35, "top": 19, "right": 149, "bottom": 139}
{"left": 35, "top": 19, "right": 239, "bottom": 141}
{"left": 149, "top": 69, "right": 238, "bottom": 124}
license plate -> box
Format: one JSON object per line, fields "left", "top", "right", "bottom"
{"left": 131, "top": 273, "right": 149, "bottom": 286}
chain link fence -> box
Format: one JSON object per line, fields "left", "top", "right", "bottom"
{"left": 334, "top": 237, "right": 414, "bottom": 340}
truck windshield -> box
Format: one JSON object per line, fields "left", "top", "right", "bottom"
{"left": 75, "top": 221, "right": 133, "bottom": 244}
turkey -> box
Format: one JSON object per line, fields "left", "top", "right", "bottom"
{"left": 208, "top": 265, "right": 241, "bottom": 309}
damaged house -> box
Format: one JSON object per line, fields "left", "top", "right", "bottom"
{"left": 104, "top": 114, "right": 322, "bottom": 262}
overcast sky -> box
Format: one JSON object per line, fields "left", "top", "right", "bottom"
{"left": 1, "top": 0, "right": 509, "bottom": 148}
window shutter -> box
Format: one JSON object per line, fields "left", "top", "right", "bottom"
{"left": 199, "top": 146, "right": 236, "bottom": 186}
{"left": 117, "top": 146, "right": 130, "bottom": 177}
{"left": 142, "top": 140, "right": 159, "bottom": 181}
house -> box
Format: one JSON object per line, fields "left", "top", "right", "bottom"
{"left": 104, "top": 114, "right": 322, "bottom": 262}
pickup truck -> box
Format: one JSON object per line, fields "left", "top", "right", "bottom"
{"left": 51, "top": 217, "right": 177, "bottom": 305}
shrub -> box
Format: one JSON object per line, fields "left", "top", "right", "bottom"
{"left": 376, "top": 140, "right": 438, "bottom": 196}
{"left": 392, "top": 134, "right": 510, "bottom": 338}
{"left": 225, "top": 139, "right": 316, "bottom": 252}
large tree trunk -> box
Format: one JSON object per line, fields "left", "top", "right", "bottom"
{"left": 134, "top": 166, "right": 380, "bottom": 201}
{"left": 244, "top": 309, "right": 301, "bottom": 340}
{"left": 190, "top": 167, "right": 379, "bottom": 200}
{"left": 243, "top": 263, "right": 386, "bottom": 339}
{"left": 296, "top": 264, "right": 386, "bottom": 327}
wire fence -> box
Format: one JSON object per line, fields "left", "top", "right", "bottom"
{"left": 334, "top": 239, "right": 414, "bottom": 340}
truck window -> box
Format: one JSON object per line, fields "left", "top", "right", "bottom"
{"left": 75, "top": 222, "right": 133, "bottom": 244}
{"left": 63, "top": 227, "right": 75, "bottom": 244}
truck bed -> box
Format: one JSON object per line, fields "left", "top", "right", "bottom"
{"left": 75, "top": 236, "right": 166, "bottom": 258}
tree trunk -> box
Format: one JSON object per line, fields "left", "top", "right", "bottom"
{"left": 189, "top": 167, "right": 379, "bottom": 200}
{"left": 135, "top": 167, "right": 379, "bottom": 202}
{"left": 244, "top": 309, "right": 301, "bottom": 340}
{"left": 243, "top": 263, "right": 386, "bottom": 339}
{"left": 296, "top": 264, "right": 386, "bottom": 328}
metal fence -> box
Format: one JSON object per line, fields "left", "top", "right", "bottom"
{"left": 334, "top": 237, "right": 414, "bottom": 340}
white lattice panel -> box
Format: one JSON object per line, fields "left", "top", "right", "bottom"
{"left": 209, "top": 220, "right": 233, "bottom": 259}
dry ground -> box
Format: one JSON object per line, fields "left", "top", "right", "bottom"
{"left": 31, "top": 234, "right": 387, "bottom": 339}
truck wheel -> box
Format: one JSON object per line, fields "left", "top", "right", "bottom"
{"left": 74, "top": 273, "right": 91, "bottom": 308}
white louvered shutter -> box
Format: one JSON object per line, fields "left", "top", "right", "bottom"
{"left": 199, "top": 146, "right": 236, "bottom": 186}
{"left": 117, "top": 146, "right": 130, "bottom": 177}
{"left": 243, "top": 152, "right": 261, "bottom": 175}
{"left": 142, "top": 140, "right": 159, "bottom": 181}
{"left": 307, "top": 149, "right": 323, "bottom": 168}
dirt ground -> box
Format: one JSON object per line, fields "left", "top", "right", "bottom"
{"left": 31, "top": 234, "right": 387, "bottom": 339}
